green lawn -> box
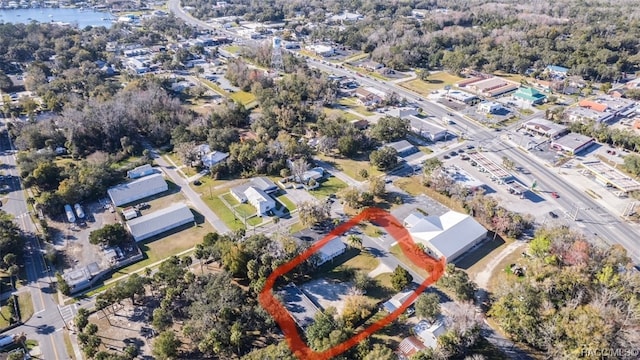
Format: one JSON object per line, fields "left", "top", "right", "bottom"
{"left": 0, "top": 301, "right": 12, "bottom": 329}
{"left": 230, "top": 91, "right": 256, "bottom": 106}
{"left": 494, "top": 71, "right": 527, "bottom": 84}
{"left": 316, "top": 154, "right": 383, "bottom": 181}
{"left": 164, "top": 152, "right": 183, "bottom": 167}
{"left": 342, "top": 252, "right": 380, "bottom": 272}
{"left": 235, "top": 203, "right": 256, "bottom": 218}
{"left": 276, "top": 194, "right": 296, "bottom": 211}
{"left": 309, "top": 176, "right": 348, "bottom": 199}
{"left": 288, "top": 221, "right": 306, "bottom": 234}
{"left": 323, "top": 106, "right": 362, "bottom": 121}
{"left": 389, "top": 244, "right": 430, "bottom": 279}
{"left": 202, "top": 194, "right": 244, "bottom": 231}
{"left": 399, "top": 72, "right": 464, "bottom": 95}
{"left": 222, "top": 193, "right": 240, "bottom": 206}
{"left": 247, "top": 216, "right": 263, "bottom": 226}
{"left": 115, "top": 223, "right": 213, "bottom": 275}
{"left": 343, "top": 52, "right": 370, "bottom": 63}
{"left": 337, "top": 98, "right": 376, "bottom": 116}
{"left": 394, "top": 177, "right": 425, "bottom": 196}
{"left": 223, "top": 45, "right": 242, "bottom": 54}
{"left": 343, "top": 64, "right": 389, "bottom": 81}
{"left": 17, "top": 292, "right": 33, "bottom": 322}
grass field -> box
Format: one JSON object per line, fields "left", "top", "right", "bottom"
{"left": 344, "top": 64, "right": 389, "bottom": 81}
{"left": 235, "top": 203, "right": 256, "bottom": 218}
{"left": 389, "top": 244, "right": 430, "bottom": 279}
{"left": 230, "top": 91, "right": 256, "bottom": 106}
{"left": 316, "top": 154, "right": 383, "bottom": 181}
{"left": 494, "top": 71, "right": 528, "bottom": 84}
{"left": 223, "top": 45, "right": 242, "bottom": 54}
{"left": 288, "top": 221, "right": 306, "bottom": 234}
{"left": 343, "top": 52, "right": 370, "bottom": 63}
{"left": 222, "top": 193, "right": 240, "bottom": 206}
{"left": 0, "top": 301, "right": 12, "bottom": 328}
{"left": 17, "top": 292, "right": 33, "bottom": 322}
{"left": 338, "top": 98, "right": 376, "bottom": 116}
{"left": 63, "top": 331, "right": 76, "bottom": 360}
{"left": 111, "top": 222, "right": 213, "bottom": 278}
{"left": 276, "top": 194, "right": 296, "bottom": 211}
{"left": 399, "top": 72, "right": 464, "bottom": 95}
{"left": 202, "top": 193, "right": 244, "bottom": 231}
{"left": 309, "top": 176, "right": 348, "bottom": 199}
{"left": 323, "top": 106, "right": 362, "bottom": 121}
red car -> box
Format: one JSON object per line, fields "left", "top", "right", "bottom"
{"left": 551, "top": 192, "right": 559, "bottom": 198}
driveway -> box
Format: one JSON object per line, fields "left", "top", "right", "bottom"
{"left": 147, "top": 146, "right": 230, "bottom": 234}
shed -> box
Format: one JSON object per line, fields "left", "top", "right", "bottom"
{"left": 126, "top": 203, "right": 194, "bottom": 242}
{"left": 107, "top": 173, "right": 168, "bottom": 206}
{"left": 127, "top": 164, "right": 155, "bottom": 179}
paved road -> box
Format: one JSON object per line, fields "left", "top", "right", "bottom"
{"left": 147, "top": 146, "right": 231, "bottom": 234}
{"left": 1, "top": 119, "right": 71, "bottom": 359}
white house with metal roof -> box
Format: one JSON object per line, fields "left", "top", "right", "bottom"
{"left": 107, "top": 173, "right": 168, "bottom": 206}
{"left": 316, "top": 238, "right": 347, "bottom": 266}
{"left": 126, "top": 203, "right": 195, "bottom": 242}
{"left": 244, "top": 187, "right": 276, "bottom": 216}
{"left": 403, "top": 211, "right": 487, "bottom": 262}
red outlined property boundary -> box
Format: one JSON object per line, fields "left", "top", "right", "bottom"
{"left": 258, "top": 207, "right": 446, "bottom": 360}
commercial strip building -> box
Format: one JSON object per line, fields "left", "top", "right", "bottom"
{"left": 466, "top": 152, "right": 513, "bottom": 184}
{"left": 443, "top": 90, "right": 479, "bottom": 105}
{"left": 550, "top": 133, "right": 595, "bottom": 155}
{"left": 403, "top": 211, "right": 488, "bottom": 262}
{"left": 580, "top": 160, "right": 640, "bottom": 195}
{"left": 458, "top": 76, "right": 519, "bottom": 97}
{"left": 521, "top": 118, "right": 568, "bottom": 139}
{"left": 107, "top": 173, "right": 168, "bottom": 206}
{"left": 126, "top": 203, "right": 195, "bottom": 242}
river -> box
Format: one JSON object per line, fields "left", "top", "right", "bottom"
{"left": 0, "top": 7, "right": 114, "bottom": 28}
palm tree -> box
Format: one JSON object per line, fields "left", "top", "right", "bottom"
{"left": 346, "top": 234, "right": 362, "bottom": 249}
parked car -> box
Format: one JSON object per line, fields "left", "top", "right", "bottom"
{"left": 549, "top": 211, "right": 558, "bottom": 218}
{"left": 449, "top": 151, "right": 458, "bottom": 157}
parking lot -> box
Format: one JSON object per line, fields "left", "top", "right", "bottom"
{"left": 50, "top": 200, "right": 119, "bottom": 270}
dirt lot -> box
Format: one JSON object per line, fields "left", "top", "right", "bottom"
{"left": 49, "top": 200, "right": 119, "bottom": 270}
{"left": 91, "top": 299, "right": 155, "bottom": 359}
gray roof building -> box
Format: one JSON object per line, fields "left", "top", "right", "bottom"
{"left": 107, "top": 173, "right": 168, "bottom": 206}
{"left": 126, "top": 203, "right": 195, "bottom": 242}
{"left": 384, "top": 140, "right": 418, "bottom": 157}
{"left": 230, "top": 177, "right": 278, "bottom": 202}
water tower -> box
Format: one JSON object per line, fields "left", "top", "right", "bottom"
{"left": 271, "top": 36, "right": 284, "bottom": 72}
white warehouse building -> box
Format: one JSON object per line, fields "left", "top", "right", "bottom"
{"left": 107, "top": 173, "right": 168, "bottom": 206}
{"left": 404, "top": 211, "right": 487, "bottom": 262}
{"left": 126, "top": 203, "right": 195, "bottom": 242}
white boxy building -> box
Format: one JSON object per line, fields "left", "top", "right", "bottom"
{"left": 107, "top": 173, "right": 168, "bottom": 206}
{"left": 404, "top": 211, "right": 487, "bottom": 262}
{"left": 126, "top": 203, "right": 195, "bottom": 242}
